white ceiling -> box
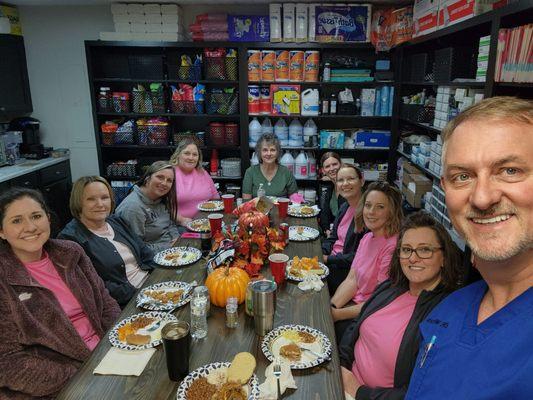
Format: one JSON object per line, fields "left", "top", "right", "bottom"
{"left": 10, "top": 0, "right": 410, "bottom": 6}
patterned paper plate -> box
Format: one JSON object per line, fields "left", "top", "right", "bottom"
{"left": 288, "top": 226, "right": 320, "bottom": 241}
{"left": 109, "top": 311, "right": 177, "bottom": 350}
{"left": 287, "top": 205, "right": 320, "bottom": 218}
{"left": 261, "top": 324, "right": 332, "bottom": 369}
{"left": 286, "top": 260, "right": 329, "bottom": 282}
{"left": 136, "top": 281, "right": 193, "bottom": 311}
{"left": 186, "top": 218, "right": 211, "bottom": 232}
{"left": 197, "top": 200, "right": 224, "bottom": 212}
{"left": 176, "top": 362, "right": 260, "bottom": 400}
{"left": 153, "top": 246, "right": 202, "bottom": 267}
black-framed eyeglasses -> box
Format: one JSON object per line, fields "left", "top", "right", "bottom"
{"left": 398, "top": 246, "right": 442, "bottom": 259}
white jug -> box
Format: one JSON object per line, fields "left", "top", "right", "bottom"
{"left": 301, "top": 88, "right": 319, "bottom": 116}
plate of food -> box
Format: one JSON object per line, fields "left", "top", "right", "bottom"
{"left": 176, "top": 352, "right": 260, "bottom": 400}
{"left": 186, "top": 218, "right": 211, "bottom": 232}
{"left": 286, "top": 256, "right": 329, "bottom": 282}
{"left": 261, "top": 325, "right": 332, "bottom": 369}
{"left": 136, "top": 281, "right": 193, "bottom": 311}
{"left": 197, "top": 200, "right": 224, "bottom": 212}
{"left": 288, "top": 226, "right": 320, "bottom": 241}
{"left": 109, "top": 311, "right": 177, "bottom": 350}
{"left": 154, "top": 247, "right": 202, "bottom": 267}
{"left": 287, "top": 205, "right": 320, "bottom": 218}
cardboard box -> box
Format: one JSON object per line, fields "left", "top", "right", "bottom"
{"left": 315, "top": 4, "right": 372, "bottom": 42}
{"left": 271, "top": 84, "right": 301, "bottom": 115}
{"left": 413, "top": 0, "right": 439, "bottom": 37}
{"left": 0, "top": 5, "right": 22, "bottom": 35}
{"left": 355, "top": 130, "right": 391, "bottom": 148}
{"left": 439, "top": 0, "right": 497, "bottom": 28}
{"left": 228, "top": 15, "right": 270, "bottom": 42}
{"left": 402, "top": 173, "right": 433, "bottom": 208}
{"left": 320, "top": 130, "right": 345, "bottom": 149}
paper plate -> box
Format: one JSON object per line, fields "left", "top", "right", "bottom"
{"left": 136, "top": 281, "right": 193, "bottom": 311}
{"left": 197, "top": 200, "right": 224, "bottom": 212}
{"left": 153, "top": 246, "right": 202, "bottom": 267}
{"left": 287, "top": 205, "right": 320, "bottom": 218}
{"left": 286, "top": 260, "right": 329, "bottom": 282}
{"left": 186, "top": 218, "right": 211, "bottom": 232}
{"left": 288, "top": 226, "right": 320, "bottom": 241}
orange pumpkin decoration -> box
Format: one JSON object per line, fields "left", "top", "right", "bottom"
{"left": 238, "top": 211, "right": 269, "bottom": 234}
{"left": 205, "top": 266, "right": 251, "bottom": 307}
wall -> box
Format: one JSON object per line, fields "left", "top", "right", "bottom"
{"left": 18, "top": 4, "right": 266, "bottom": 180}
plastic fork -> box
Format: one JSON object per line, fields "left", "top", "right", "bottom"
{"left": 273, "top": 360, "right": 282, "bottom": 400}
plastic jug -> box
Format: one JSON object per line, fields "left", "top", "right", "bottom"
{"left": 251, "top": 152, "right": 259, "bottom": 165}
{"left": 288, "top": 118, "right": 303, "bottom": 147}
{"left": 307, "top": 151, "right": 317, "bottom": 178}
{"left": 303, "top": 118, "right": 318, "bottom": 147}
{"left": 301, "top": 88, "right": 319, "bottom": 116}
{"left": 280, "top": 150, "right": 295, "bottom": 175}
{"left": 249, "top": 117, "right": 262, "bottom": 147}
{"left": 294, "top": 150, "right": 308, "bottom": 179}
{"left": 261, "top": 117, "right": 273, "bottom": 135}
{"left": 274, "top": 118, "right": 289, "bottom": 145}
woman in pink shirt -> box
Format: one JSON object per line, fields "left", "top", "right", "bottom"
{"left": 339, "top": 212, "right": 464, "bottom": 400}
{"left": 0, "top": 188, "right": 120, "bottom": 398}
{"left": 330, "top": 182, "right": 403, "bottom": 341}
{"left": 170, "top": 138, "right": 219, "bottom": 225}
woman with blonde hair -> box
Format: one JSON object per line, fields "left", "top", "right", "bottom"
{"left": 170, "top": 138, "right": 219, "bottom": 226}
{"left": 115, "top": 161, "right": 181, "bottom": 252}
{"left": 60, "top": 176, "right": 155, "bottom": 306}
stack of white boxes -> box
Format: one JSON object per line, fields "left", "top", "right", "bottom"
{"left": 428, "top": 134, "right": 443, "bottom": 177}
{"left": 433, "top": 86, "right": 451, "bottom": 129}
{"left": 100, "top": 3, "right": 185, "bottom": 41}
{"left": 476, "top": 35, "right": 490, "bottom": 82}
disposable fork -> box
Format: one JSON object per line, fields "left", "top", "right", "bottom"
{"left": 273, "top": 359, "right": 282, "bottom": 400}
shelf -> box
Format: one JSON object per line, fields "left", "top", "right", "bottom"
{"left": 397, "top": 150, "right": 440, "bottom": 180}
{"left": 97, "top": 112, "right": 239, "bottom": 119}
{"left": 250, "top": 114, "right": 391, "bottom": 122}
{"left": 248, "top": 81, "right": 384, "bottom": 87}
{"left": 400, "top": 118, "right": 442, "bottom": 134}
{"left": 244, "top": 42, "right": 376, "bottom": 50}
{"left": 106, "top": 176, "right": 139, "bottom": 181}
{"left": 401, "top": 81, "right": 485, "bottom": 88}
{"left": 319, "top": 147, "right": 390, "bottom": 152}
{"left": 94, "top": 78, "right": 239, "bottom": 85}
{"left": 211, "top": 176, "right": 242, "bottom": 181}
{"left": 248, "top": 146, "right": 319, "bottom": 151}
{"left": 493, "top": 81, "right": 533, "bottom": 88}
{"left": 102, "top": 144, "right": 174, "bottom": 150}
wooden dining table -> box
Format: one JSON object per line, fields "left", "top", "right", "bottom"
{"left": 57, "top": 209, "right": 344, "bottom": 400}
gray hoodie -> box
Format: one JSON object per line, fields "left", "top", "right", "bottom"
{"left": 115, "top": 185, "right": 180, "bottom": 253}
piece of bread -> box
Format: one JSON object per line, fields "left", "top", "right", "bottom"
{"left": 227, "top": 352, "right": 256, "bottom": 384}
{"left": 125, "top": 333, "right": 151, "bottom": 345}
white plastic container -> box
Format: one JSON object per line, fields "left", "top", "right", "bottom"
{"left": 269, "top": 3, "right": 282, "bottom": 42}
{"left": 274, "top": 118, "right": 289, "bottom": 143}
{"left": 301, "top": 88, "right": 320, "bottom": 116}
{"left": 283, "top": 3, "right": 296, "bottom": 42}
{"left": 251, "top": 152, "right": 259, "bottom": 165}
{"left": 303, "top": 118, "right": 318, "bottom": 147}
{"left": 261, "top": 117, "right": 274, "bottom": 135}
{"left": 296, "top": 3, "right": 308, "bottom": 42}
{"left": 294, "top": 150, "right": 308, "bottom": 179}
{"left": 249, "top": 117, "right": 262, "bottom": 147}
{"left": 304, "top": 188, "right": 317, "bottom": 204}
{"left": 308, "top": 4, "right": 319, "bottom": 42}
{"left": 280, "top": 150, "right": 295, "bottom": 175}
{"left": 288, "top": 119, "right": 303, "bottom": 141}
{"left": 307, "top": 151, "right": 317, "bottom": 178}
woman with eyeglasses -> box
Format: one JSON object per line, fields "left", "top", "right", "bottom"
{"left": 339, "top": 211, "right": 464, "bottom": 400}
{"left": 330, "top": 181, "right": 404, "bottom": 342}
{"left": 318, "top": 152, "right": 346, "bottom": 235}
{"left": 322, "top": 164, "right": 367, "bottom": 295}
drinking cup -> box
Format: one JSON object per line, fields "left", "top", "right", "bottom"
{"left": 161, "top": 321, "right": 190, "bottom": 381}
{"left": 207, "top": 213, "right": 223, "bottom": 235}
{"left": 251, "top": 280, "right": 277, "bottom": 336}
{"left": 222, "top": 194, "right": 235, "bottom": 214}
{"left": 277, "top": 198, "right": 290, "bottom": 219}
{"left": 268, "top": 253, "right": 289, "bottom": 286}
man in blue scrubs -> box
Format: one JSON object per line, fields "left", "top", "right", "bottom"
{"left": 406, "top": 96, "right": 533, "bottom": 399}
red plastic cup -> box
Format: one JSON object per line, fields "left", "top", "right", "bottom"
{"left": 268, "top": 253, "right": 289, "bottom": 286}
{"left": 222, "top": 194, "right": 235, "bottom": 214}
{"left": 208, "top": 213, "right": 224, "bottom": 235}
{"left": 277, "top": 198, "right": 290, "bottom": 219}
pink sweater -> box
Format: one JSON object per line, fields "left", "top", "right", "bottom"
{"left": 24, "top": 252, "right": 100, "bottom": 351}
{"left": 174, "top": 167, "right": 219, "bottom": 218}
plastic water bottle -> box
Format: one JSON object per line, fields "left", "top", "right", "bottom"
{"left": 257, "top": 183, "right": 266, "bottom": 198}
{"left": 261, "top": 117, "right": 273, "bottom": 135}
{"left": 249, "top": 117, "right": 262, "bottom": 147}
{"left": 190, "top": 296, "right": 207, "bottom": 339}
{"left": 280, "top": 150, "right": 295, "bottom": 175}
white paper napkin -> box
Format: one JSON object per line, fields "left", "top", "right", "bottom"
{"left": 345, "top": 392, "right": 356, "bottom": 400}
{"left": 297, "top": 273, "right": 324, "bottom": 292}
{"left": 258, "top": 359, "right": 297, "bottom": 400}
{"left": 93, "top": 347, "right": 156, "bottom": 376}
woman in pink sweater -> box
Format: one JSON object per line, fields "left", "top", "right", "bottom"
{"left": 170, "top": 138, "right": 219, "bottom": 226}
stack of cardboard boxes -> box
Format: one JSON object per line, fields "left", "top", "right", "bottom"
{"left": 402, "top": 161, "right": 433, "bottom": 208}
{"left": 476, "top": 35, "right": 491, "bottom": 81}
{"left": 100, "top": 3, "right": 185, "bottom": 41}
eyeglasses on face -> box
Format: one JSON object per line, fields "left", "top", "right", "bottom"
{"left": 398, "top": 246, "right": 442, "bottom": 259}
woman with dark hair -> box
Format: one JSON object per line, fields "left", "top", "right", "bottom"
{"left": 242, "top": 133, "right": 298, "bottom": 199}
{"left": 0, "top": 187, "right": 120, "bottom": 398}
{"left": 170, "top": 138, "right": 219, "bottom": 226}
{"left": 339, "top": 211, "right": 464, "bottom": 400}
{"left": 318, "top": 151, "right": 345, "bottom": 234}
{"left": 322, "top": 164, "right": 366, "bottom": 295}
{"left": 115, "top": 161, "right": 181, "bottom": 252}
{"left": 331, "top": 181, "right": 404, "bottom": 341}
{"left": 59, "top": 176, "right": 156, "bottom": 306}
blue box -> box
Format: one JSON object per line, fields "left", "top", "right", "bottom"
{"left": 228, "top": 15, "right": 269, "bottom": 42}
{"left": 320, "top": 130, "right": 345, "bottom": 149}
{"left": 355, "top": 130, "right": 391, "bottom": 148}
{"left": 315, "top": 5, "right": 371, "bottom": 42}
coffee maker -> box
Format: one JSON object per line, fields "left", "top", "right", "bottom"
{"left": 9, "top": 117, "right": 46, "bottom": 159}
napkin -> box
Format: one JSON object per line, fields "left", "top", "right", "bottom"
{"left": 93, "top": 347, "right": 156, "bottom": 376}
{"left": 258, "top": 359, "right": 297, "bottom": 400}
{"left": 345, "top": 392, "right": 356, "bottom": 400}
{"left": 297, "top": 273, "right": 324, "bottom": 292}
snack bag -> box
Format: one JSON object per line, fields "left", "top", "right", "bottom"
{"left": 232, "top": 197, "right": 274, "bottom": 217}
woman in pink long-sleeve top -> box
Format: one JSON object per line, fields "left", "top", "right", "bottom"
{"left": 170, "top": 138, "right": 219, "bottom": 226}
{"left": 0, "top": 187, "right": 120, "bottom": 399}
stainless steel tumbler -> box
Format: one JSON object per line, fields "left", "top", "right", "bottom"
{"left": 251, "top": 279, "right": 277, "bottom": 336}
